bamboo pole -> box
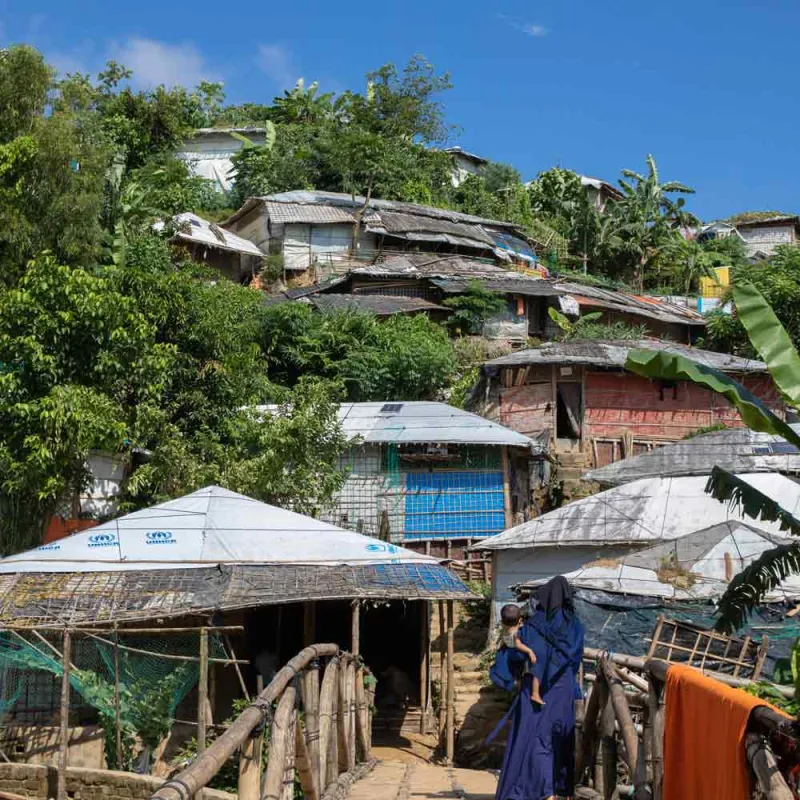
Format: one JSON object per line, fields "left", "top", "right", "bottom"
{"left": 501, "top": 447, "right": 513, "bottom": 529}
{"left": 419, "top": 601, "right": 429, "bottom": 735}
{"left": 57, "top": 629, "right": 72, "bottom": 800}
{"left": 113, "top": 627, "right": 123, "bottom": 770}
{"left": 354, "top": 667, "right": 370, "bottom": 761}
{"left": 600, "top": 657, "right": 648, "bottom": 800}
{"left": 153, "top": 644, "right": 338, "bottom": 800}
{"left": 238, "top": 727, "right": 264, "bottom": 800}
{"left": 295, "top": 713, "right": 320, "bottom": 800}
{"left": 350, "top": 602, "right": 360, "bottom": 656}
{"left": 337, "top": 658, "right": 350, "bottom": 773}
{"left": 647, "top": 675, "right": 663, "bottom": 800}
{"left": 318, "top": 658, "right": 339, "bottom": 792}
{"left": 346, "top": 660, "right": 356, "bottom": 772}
{"left": 445, "top": 601, "right": 455, "bottom": 765}
{"left": 304, "top": 603, "right": 316, "bottom": 647}
{"left": 262, "top": 685, "right": 297, "bottom": 800}
{"left": 437, "top": 601, "right": 446, "bottom": 736}
{"left": 198, "top": 628, "right": 209, "bottom": 753}
{"left": 280, "top": 706, "right": 297, "bottom": 800}
{"left": 576, "top": 677, "right": 608, "bottom": 781}
{"left": 598, "top": 700, "right": 616, "bottom": 800}
{"left": 224, "top": 634, "right": 250, "bottom": 700}
{"left": 586, "top": 648, "right": 794, "bottom": 699}
{"left": 301, "top": 658, "right": 321, "bottom": 785}
{"left": 745, "top": 733, "right": 794, "bottom": 800}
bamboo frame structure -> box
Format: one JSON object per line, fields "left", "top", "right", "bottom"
{"left": 57, "top": 629, "right": 72, "bottom": 800}
{"left": 576, "top": 654, "right": 800, "bottom": 800}
{"left": 152, "top": 644, "right": 374, "bottom": 800}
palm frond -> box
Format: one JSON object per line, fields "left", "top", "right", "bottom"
{"left": 705, "top": 466, "right": 800, "bottom": 631}
{"left": 646, "top": 153, "right": 659, "bottom": 183}
{"left": 661, "top": 181, "right": 695, "bottom": 194}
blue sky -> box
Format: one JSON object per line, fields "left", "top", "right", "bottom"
{"left": 3, "top": 0, "right": 800, "bottom": 220}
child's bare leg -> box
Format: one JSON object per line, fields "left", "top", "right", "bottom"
{"left": 531, "top": 677, "right": 545, "bottom": 705}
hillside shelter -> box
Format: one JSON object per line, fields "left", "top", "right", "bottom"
{"left": 0, "top": 487, "right": 472, "bottom": 763}
{"left": 477, "top": 472, "right": 800, "bottom": 626}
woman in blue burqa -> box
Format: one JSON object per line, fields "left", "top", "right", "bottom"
{"left": 495, "top": 576, "right": 585, "bottom": 800}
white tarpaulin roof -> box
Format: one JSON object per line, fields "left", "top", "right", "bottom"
{"left": 478, "top": 473, "right": 800, "bottom": 550}
{"left": 0, "top": 486, "right": 438, "bottom": 574}
{"left": 519, "top": 521, "right": 800, "bottom": 602}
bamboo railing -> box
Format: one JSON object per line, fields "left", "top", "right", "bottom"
{"left": 151, "top": 644, "right": 375, "bottom": 800}
{"left": 576, "top": 651, "right": 799, "bottom": 800}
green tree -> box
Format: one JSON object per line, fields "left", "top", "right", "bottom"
{"left": 612, "top": 154, "right": 697, "bottom": 290}
{"left": 442, "top": 281, "right": 506, "bottom": 335}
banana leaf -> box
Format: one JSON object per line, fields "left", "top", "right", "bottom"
{"left": 624, "top": 348, "right": 800, "bottom": 450}
{"left": 733, "top": 282, "right": 800, "bottom": 407}
{"left": 705, "top": 466, "right": 800, "bottom": 632}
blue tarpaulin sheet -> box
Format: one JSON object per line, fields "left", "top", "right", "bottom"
{"left": 403, "top": 471, "right": 505, "bottom": 539}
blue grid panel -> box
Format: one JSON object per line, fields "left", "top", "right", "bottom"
{"left": 365, "top": 563, "right": 471, "bottom": 594}
{"left": 403, "top": 471, "right": 505, "bottom": 540}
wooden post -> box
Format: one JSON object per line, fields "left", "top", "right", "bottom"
{"left": 57, "top": 629, "right": 72, "bottom": 800}
{"left": 281, "top": 706, "right": 297, "bottom": 800}
{"left": 238, "top": 728, "right": 264, "bottom": 800}
{"left": 113, "top": 627, "right": 123, "bottom": 770}
{"left": 304, "top": 603, "right": 316, "bottom": 647}
{"left": 419, "top": 601, "right": 429, "bottom": 734}
{"left": 262, "top": 685, "right": 297, "bottom": 800}
{"left": 198, "top": 628, "right": 209, "bottom": 753}
{"left": 351, "top": 601, "right": 360, "bottom": 656}
{"left": 501, "top": 447, "right": 513, "bottom": 530}
{"left": 318, "top": 657, "right": 339, "bottom": 791}
{"left": 437, "top": 601, "right": 446, "bottom": 736}
{"left": 300, "top": 658, "right": 321, "bottom": 787}
{"left": 445, "top": 601, "right": 455, "bottom": 765}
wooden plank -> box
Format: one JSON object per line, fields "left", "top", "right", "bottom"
{"left": 438, "top": 601, "right": 446, "bottom": 737}
{"left": 647, "top": 676, "right": 664, "bottom": 800}
{"left": 301, "top": 658, "right": 321, "bottom": 788}
{"left": 295, "top": 714, "right": 319, "bottom": 800}
{"left": 238, "top": 729, "right": 264, "bottom": 800}
{"left": 281, "top": 706, "right": 297, "bottom": 800}
{"left": 318, "top": 658, "right": 339, "bottom": 792}
{"left": 337, "top": 658, "right": 350, "bottom": 773}
{"left": 351, "top": 602, "right": 360, "bottom": 657}
{"left": 419, "top": 601, "right": 429, "bottom": 734}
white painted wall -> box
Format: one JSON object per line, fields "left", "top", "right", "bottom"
{"left": 739, "top": 224, "right": 796, "bottom": 257}
{"left": 282, "top": 223, "right": 377, "bottom": 271}
{"left": 490, "top": 544, "right": 639, "bottom": 625}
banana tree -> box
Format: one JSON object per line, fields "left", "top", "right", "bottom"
{"left": 624, "top": 282, "right": 800, "bottom": 631}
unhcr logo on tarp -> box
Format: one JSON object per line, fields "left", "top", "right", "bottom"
{"left": 365, "top": 543, "right": 400, "bottom": 554}
{"left": 146, "top": 530, "right": 176, "bottom": 545}
{"left": 36, "top": 543, "right": 61, "bottom": 551}
{"left": 88, "top": 533, "right": 117, "bottom": 548}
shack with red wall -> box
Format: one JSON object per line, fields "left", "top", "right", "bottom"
{"left": 472, "top": 340, "right": 782, "bottom": 481}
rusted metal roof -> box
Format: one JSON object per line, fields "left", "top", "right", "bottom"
{"left": 308, "top": 294, "right": 448, "bottom": 316}
{"left": 483, "top": 339, "right": 767, "bottom": 373}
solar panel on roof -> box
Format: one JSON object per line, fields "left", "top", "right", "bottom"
{"left": 380, "top": 403, "right": 403, "bottom": 414}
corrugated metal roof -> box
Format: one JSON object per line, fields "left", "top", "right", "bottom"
{"left": 445, "top": 146, "right": 489, "bottom": 164}
{"left": 483, "top": 339, "right": 767, "bottom": 373}
{"left": 263, "top": 201, "right": 358, "bottom": 225}
{"left": 517, "top": 521, "right": 800, "bottom": 601}
{"left": 373, "top": 210, "right": 495, "bottom": 245}
{"left": 432, "top": 278, "right": 563, "bottom": 297}
{"left": 353, "top": 254, "right": 535, "bottom": 281}
{"left": 308, "top": 294, "right": 448, "bottom": 316}
{"left": 554, "top": 282, "right": 706, "bottom": 325}
{"left": 164, "top": 213, "right": 265, "bottom": 257}
{"left": 478, "top": 473, "right": 800, "bottom": 549}
{"left": 338, "top": 402, "right": 541, "bottom": 450}
{"left": 583, "top": 425, "right": 800, "bottom": 487}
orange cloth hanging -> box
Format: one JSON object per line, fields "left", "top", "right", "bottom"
{"left": 663, "top": 663, "right": 786, "bottom": 800}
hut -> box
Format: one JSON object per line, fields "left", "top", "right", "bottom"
{"left": 0, "top": 486, "right": 471, "bottom": 767}
{"left": 317, "top": 401, "right": 546, "bottom": 560}
{"left": 513, "top": 520, "right": 800, "bottom": 674}
{"left": 477, "top": 472, "right": 800, "bottom": 626}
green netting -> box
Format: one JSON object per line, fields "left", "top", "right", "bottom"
{"left": 0, "top": 629, "right": 227, "bottom": 769}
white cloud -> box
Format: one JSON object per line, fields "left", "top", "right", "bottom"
{"left": 496, "top": 14, "right": 550, "bottom": 38}
{"left": 257, "top": 43, "right": 298, "bottom": 90}
{"left": 521, "top": 24, "right": 548, "bottom": 37}
{"left": 110, "top": 37, "right": 215, "bottom": 88}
